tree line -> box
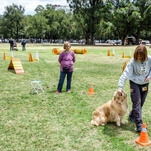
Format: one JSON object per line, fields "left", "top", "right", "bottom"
{"left": 0, "top": 0, "right": 151, "bottom": 45}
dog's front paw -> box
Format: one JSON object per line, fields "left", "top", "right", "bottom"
{"left": 91, "top": 120, "right": 99, "bottom": 126}
{"left": 121, "top": 121, "right": 128, "bottom": 125}
{"left": 116, "top": 121, "right": 121, "bottom": 126}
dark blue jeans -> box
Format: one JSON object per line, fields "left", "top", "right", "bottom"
{"left": 129, "top": 80, "right": 149, "bottom": 127}
{"left": 10, "top": 45, "right": 13, "bottom": 51}
{"left": 57, "top": 71, "right": 73, "bottom": 92}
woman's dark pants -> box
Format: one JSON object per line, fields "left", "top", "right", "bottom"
{"left": 57, "top": 71, "right": 73, "bottom": 92}
{"left": 129, "top": 80, "right": 149, "bottom": 128}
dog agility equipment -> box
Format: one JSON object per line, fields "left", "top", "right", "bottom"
{"left": 135, "top": 123, "right": 151, "bottom": 146}
{"left": 8, "top": 58, "right": 24, "bottom": 74}
{"left": 52, "top": 48, "right": 63, "bottom": 55}
{"left": 87, "top": 83, "right": 95, "bottom": 95}
{"left": 72, "top": 48, "right": 87, "bottom": 54}
{"left": 107, "top": 50, "right": 114, "bottom": 56}
{"left": 30, "top": 80, "right": 44, "bottom": 94}
{"left": 28, "top": 52, "right": 39, "bottom": 62}
{"left": 52, "top": 48, "right": 87, "bottom": 55}
{"left": 3, "top": 52, "right": 12, "bottom": 60}
{"left": 122, "top": 51, "right": 131, "bottom": 58}
{"left": 35, "top": 51, "right": 39, "bottom": 61}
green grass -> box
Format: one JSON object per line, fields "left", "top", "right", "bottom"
{"left": 0, "top": 43, "right": 151, "bottom": 151}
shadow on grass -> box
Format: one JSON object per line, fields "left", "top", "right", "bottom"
{"left": 8, "top": 69, "right": 16, "bottom": 74}
{"left": 100, "top": 121, "right": 137, "bottom": 136}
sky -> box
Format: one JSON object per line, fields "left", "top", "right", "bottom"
{"left": 0, "top": 0, "right": 68, "bottom": 15}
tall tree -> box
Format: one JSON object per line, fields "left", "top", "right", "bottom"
{"left": 0, "top": 15, "right": 3, "bottom": 39}
{"left": 3, "top": 3, "right": 25, "bottom": 40}
{"left": 34, "top": 5, "right": 45, "bottom": 13}
{"left": 43, "top": 4, "right": 58, "bottom": 41}
{"left": 110, "top": 0, "right": 139, "bottom": 45}
{"left": 67, "top": 0, "right": 105, "bottom": 44}
{"left": 131, "top": 0, "right": 151, "bottom": 44}
{"left": 43, "top": 4, "right": 73, "bottom": 41}
{"left": 108, "top": 0, "right": 151, "bottom": 45}
{"left": 25, "top": 13, "right": 48, "bottom": 40}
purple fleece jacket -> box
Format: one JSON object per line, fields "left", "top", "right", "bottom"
{"left": 58, "top": 50, "right": 75, "bottom": 72}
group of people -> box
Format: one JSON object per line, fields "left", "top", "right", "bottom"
{"left": 56, "top": 41, "right": 151, "bottom": 133}
{"left": 9, "top": 37, "right": 27, "bottom": 51}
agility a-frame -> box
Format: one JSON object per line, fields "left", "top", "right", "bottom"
{"left": 8, "top": 58, "right": 24, "bottom": 74}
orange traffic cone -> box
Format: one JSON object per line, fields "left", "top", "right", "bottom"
{"left": 3, "top": 52, "right": 6, "bottom": 60}
{"left": 107, "top": 50, "right": 111, "bottom": 56}
{"left": 122, "top": 51, "right": 124, "bottom": 58}
{"left": 135, "top": 123, "right": 151, "bottom": 146}
{"left": 87, "top": 83, "right": 95, "bottom": 95}
{"left": 29, "top": 53, "right": 33, "bottom": 62}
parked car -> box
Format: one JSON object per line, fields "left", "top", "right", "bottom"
{"left": 141, "top": 40, "right": 150, "bottom": 45}
{"left": 94, "top": 40, "right": 100, "bottom": 44}
{"left": 126, "top": 37, "right": 136, "bottom": 45}
{"left": 114, "top": 40, "right": 122, "bottom": 45}
{"left": 2, "top": 39, "right": 9, "bottom": 43}
{"left": 106, "top": 39, "right": 121, "bottom": 45}
{"left": 106, "top": 40, "right": 116, "bottom": 45}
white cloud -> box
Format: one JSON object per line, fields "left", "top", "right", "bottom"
{"left": 0, "top": 0, "right": 68, "bottom": 15}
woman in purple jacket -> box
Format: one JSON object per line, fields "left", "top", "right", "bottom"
{"left": 56, "top": 41, "right": 75, "bottom": 93}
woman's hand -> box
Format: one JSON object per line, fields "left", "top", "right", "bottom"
{"left": 117, "top": 89, "right": 122, "bottom": 95}
{"left": 145, "top": 76, "right": 150, "bottom": 82}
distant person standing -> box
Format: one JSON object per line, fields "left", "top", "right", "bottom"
{"left": 13, "top": 40, "right": 18, "bottom": 51}
{"left": 9, "top": 37, "right": 14, "bottom": 51}
{"left": 21, "top": 39, "right": 27, "bottom": 51}
{"left": 56, "top": 41, "right": 76, "bottom": 93}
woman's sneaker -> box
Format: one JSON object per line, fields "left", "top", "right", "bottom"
{"left": 56, "top": 90, "right": 60, "bottom": 94}
{"left": 136, "top": 125, "right": 142, "bottom": 133}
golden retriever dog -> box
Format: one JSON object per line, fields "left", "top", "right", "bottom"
{"left": 91, "top": 91, "right": 128, "bottom": 127}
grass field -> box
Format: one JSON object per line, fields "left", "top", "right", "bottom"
{"left": 0, "top": 43, "right": 151, "bottom": 151}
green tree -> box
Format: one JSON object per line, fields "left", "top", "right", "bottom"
{"left": 110, "top": 1, "right": 139, "bottom": 45}
{"left": 67, "top": 0, "right": 106, "bottom": 44}
{"left": 43, "top": 4, "right": 74, "bottom": 42}
{"left": 130, "top": 0, "right": 151, "bottom": 44}
{"left": 34, "top": 5, "right": 45, "bottom": 13}
{"left": 43, "top": 4, "right": 58, "bottom": 41}
{"left": 25, "top": 13, "right": 48, "bottom": 41}
{"left": 107, "top": 0, "right": 151, "bottom": 45}
{"left": 0, "top": 15, "right": 3, "bottom": 39}
{"left": 2, "top": 3, "right": 25, "bottom": 40}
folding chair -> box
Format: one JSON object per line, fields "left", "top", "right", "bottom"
{"left": 30, "top": 80, "right": 44, "bottom": 94}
